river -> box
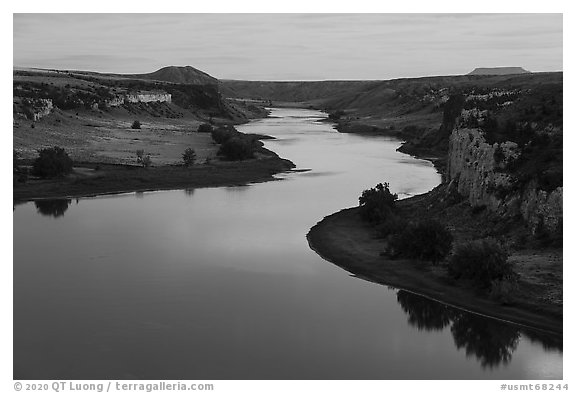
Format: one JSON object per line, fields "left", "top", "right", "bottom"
{"left": 13, "top": 108, "right": 562, "bottom": 379}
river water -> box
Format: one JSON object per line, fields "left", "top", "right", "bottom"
{"left": 13, "top": 108, "right": 562, "bottom": 379}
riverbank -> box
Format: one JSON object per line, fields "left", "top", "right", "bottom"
{"left": 14, "top": 148, "right": 294, "bottom": 202}
{"left": 330, "top": 119, "right": 448, "bottom": 173}
{"left": 307, "top": 196, "right": 562, "bottom": 335}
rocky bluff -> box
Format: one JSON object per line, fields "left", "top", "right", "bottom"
{"left": 445, "top": 88, "right": 562, "bottom": 235}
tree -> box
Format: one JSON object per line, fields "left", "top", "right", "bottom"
{"left": 217, "top": 137, "right": 255, "bottom": 160}
{"left": 136, "top": 149, "right": 151, "bottom": 168}
{"left": 141, "top": 154, "right": 152, "bottom": 168}
{"left": 448, "top": 238, "right": 514, "bottom": 289}
{"left": 387, "top": 220, "right": 453, "bottom": 263}
{"left": 358, "top": 182, "right": 398, "bottom": 224}
{"left": 197, "top": 123, "right": 213, "bottom": 133}
{"left": 182, "top": 148, "right": 196, "bottom": 167}
{"left": 131, "top": 120, "right": 141, "bottom": 129}
{"left": 136, "top": 149, "right": 144, "bottom": 164}
{"left": 32, "top": 146, "right": 73, "bottom": 178}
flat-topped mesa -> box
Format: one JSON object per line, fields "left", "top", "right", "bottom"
{"left": 468, "top": 67, "right": 531, "bottom": 75}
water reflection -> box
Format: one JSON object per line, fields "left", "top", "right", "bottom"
{"left": 396, "top": 290, "right": 561, "bottom": 369}
{"left": 184, "top": 188, "right": 195, "bottom": 197}
{"left": 396, "top": 290, "right": 453, "bottom": 331}
{"left": 451, "top": 313, "right": 520, "bottom": 368}
{"left": 34, "top": 199, "right": 72, "bottom": 218}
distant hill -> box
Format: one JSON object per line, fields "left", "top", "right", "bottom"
{"left": 130, "top": 66, "right": 218, "bottom": 85}
{"left": 468, "top": 67, "right": 530, "bottom": 76}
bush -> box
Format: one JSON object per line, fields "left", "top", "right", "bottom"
{"left": 489, "top": 277, "right": 519, "bottom": 305}
{"left": 141, "top": 155, "right": 152, "bottom": 168}
{"left": 197, "top": 123, "right": 213, "bottom": 133}
{"left": 388, "top": 220, "right": 453, "bottom": 263}
{"left": 358, "top": 183, "right": 398, "bottom": 224}
{"left": 328, "top": 110, "right": 345, "bottom": 121}
{"left": 32, "top": 146, "right": 73, "bottom": 178}
{"left": 376, "top": 214, "right": 408, "bottom": 238}
{"left": 182, "top": 148, "right": 196, "bottom": 167}
{"left": 211, "top": 126, "right": 235, "bottom": 144}
{"left": 448, "top": 238, "right": 514, "bottom": 289}
{"left": 131, "top": 120, "right": 141, "bottom": 129}
{"left": 136, "top": 149, "right": 151, "bottom": 168}
{"left": 136, "top": 149, "right": 144, "bottom": 163}
{"left": 218, "top": 137, "right": 255, "bottom": 160}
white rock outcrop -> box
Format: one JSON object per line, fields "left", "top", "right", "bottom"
{"left": 447, "top": 125, "right": 562, "bottom": 234}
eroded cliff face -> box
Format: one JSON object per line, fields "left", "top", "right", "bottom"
{"left": 15, "top": 98, "right": 54, "bottom": 121}
{"left": 105, "top": 92, "right": 172, "bottom": 107}
{"left": 124, "top": 92, "right": 172, "bottom": 104}
{"left": 447, "top": 126, "right": 562, "bottom": 234}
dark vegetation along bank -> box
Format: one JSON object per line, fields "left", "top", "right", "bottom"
{"left": 301, "top": 72, "right": 563, "bottom": 334}
{"left": 13, "top": 66, "right": 293, "bottom": 202}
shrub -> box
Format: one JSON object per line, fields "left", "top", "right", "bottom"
{"left": 376, "top": 214, "right": 408, "bottom": 238}
{"left": 182, "top": 148, "right": 196, "bottom": 167}
{"left": 448, "top": 238, "right": 514, "bottom": 289}
{"left": 328, "top": 110, "right": 345, "bottom": 121}
{"left": 218, "top": 137, "right": 255, "bottom": 160}
{"left": 493, "top": 145, "right": 505, "bottom": 164}
{"left": 489, "top": 277, "right": 519, "bottom": 305}
{"left": 211, "top": 126, "right": 235, "bottom": 144}
{"left": 136, "top": 149, "right": 144, "bottom": 163}
{"left": 197, "top": 123, "right": 213, "bottom": 133}
{"left": 141, "top": 154, "right": 152, "bottom": 168}
{"left": 131, "top": 120, "right": 141, "bottom": 129}
{"left": 32, "top": 146, "right": 73, "bottom": 178}
{"left": 136, "top": 149, "right": 151, "bottom": 168}
{"left": 388, "top": 220, "right": 453, "bottom": 263}
{"left": 358, "top": 183, "right": 398, "bottom": 224}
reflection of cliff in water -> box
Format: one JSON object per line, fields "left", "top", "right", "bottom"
{"left": 396, "top": 290, "right": 562, "bottom": 369}
{"left": 34, "top": 199, "right": 72, "bottom": 218}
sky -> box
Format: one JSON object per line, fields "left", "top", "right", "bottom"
{"left": 13, "top": 13, "right": 563, "bottom": 81}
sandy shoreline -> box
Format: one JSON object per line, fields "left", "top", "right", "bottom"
{"left": 307, "top": 207, "right": 562, "bottom": 335}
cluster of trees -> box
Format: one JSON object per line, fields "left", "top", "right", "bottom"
{"left": 14, "top": 146, "right": 75, "bottom": 183}
{"left": 32, "top": 146, "right": 74, "bottom": 178}
{"left": 358, "top": 183, "right": 517, "bottom": 300}
{"left": 358, "top": 183, "right": 452, "bottom": 263}
{"left": 211, "top": 126, "right": 256, "bottom": 161}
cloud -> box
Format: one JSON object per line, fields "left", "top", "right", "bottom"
{"left": 13, "top": 13, "right": 563, "bottom": 79}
